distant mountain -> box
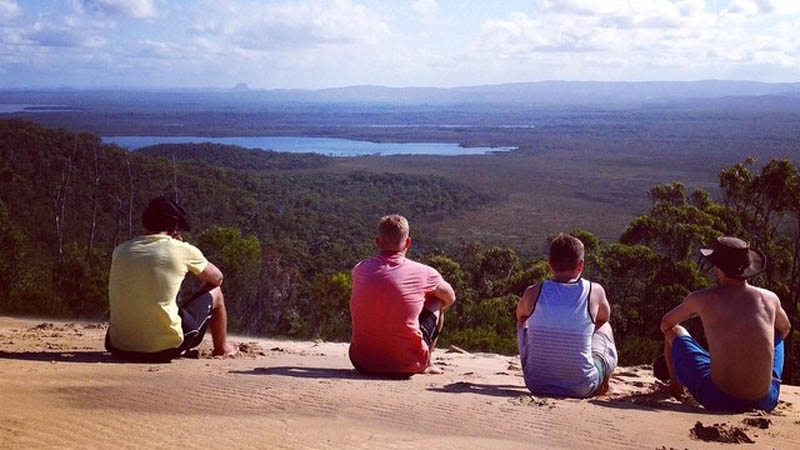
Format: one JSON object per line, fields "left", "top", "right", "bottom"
{"left": 291, "top": 80, "right": 800, "bottom": 106}
{"left": 3, "top": 80, "right": 800, "bottom": 108}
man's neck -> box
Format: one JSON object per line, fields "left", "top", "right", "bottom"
{"left": 379, "top": 249, "right": 406, "bottom": 258}
{"left": 551, "top": 271, "right": 582, "bottom": 283}
{"left": 720, "top": 278, "right": 748, "bottom": 288}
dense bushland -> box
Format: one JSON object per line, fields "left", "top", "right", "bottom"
{"left": 0, "top": 118, "right": 490, "bottom": 322}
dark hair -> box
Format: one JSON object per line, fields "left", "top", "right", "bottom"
{"left": 549, "top": 233, "right": 585, "bottom": 272}
{"left": 141, "top": 197, "right": 190, "bottom": 233}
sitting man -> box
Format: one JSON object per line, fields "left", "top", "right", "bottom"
{"left": 516, "top": 233, "right": 618, "bottom": 397}
{"left": 661, "top": 236, "right": 791, "bottom": 412}
{"left": 349, "top": 214, "right": 456, "bottom": 376}
{"left": 106, "top": 197, "right": 237, "bottom": 361}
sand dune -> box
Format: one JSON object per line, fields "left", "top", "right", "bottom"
{"left": 1, "top": 316, "right": 798, "bottom": 450}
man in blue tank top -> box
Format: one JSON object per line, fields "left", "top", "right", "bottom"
{"left": 516, "top": 233, "right": 618, "bottom": 397}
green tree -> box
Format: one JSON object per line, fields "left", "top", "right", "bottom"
{"left": 308, "top": 271, "right": 353, "bottom": 341}
{"left": 196, "top": 226, "right": 262, "bottom": 333}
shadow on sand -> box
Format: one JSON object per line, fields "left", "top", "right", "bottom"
{"left": 589, "top": 388, "right": 727, "bottom": 415}
{"left": 428, "top": 381, "right": 531, "bottom": 398}
{"left": 0, "top": 350, "right": 148, "bottom": 364}
{"left": 230, "top": 366, "right": 411, "bottom": 381}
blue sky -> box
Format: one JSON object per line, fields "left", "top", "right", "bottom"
{"left": 1, "top": 0, "right": 798, "bottom": 89}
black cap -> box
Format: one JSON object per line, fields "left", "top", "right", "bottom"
{"left": 142, "top": 197, "right": 191, "bottom": 232}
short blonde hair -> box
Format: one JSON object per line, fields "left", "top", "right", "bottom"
{"left": 377, "top": 214, "right": 409, "bottom": 251}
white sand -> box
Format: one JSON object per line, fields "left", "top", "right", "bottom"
{"left": 1, "top": 316, "right": 798, "bottom": 449}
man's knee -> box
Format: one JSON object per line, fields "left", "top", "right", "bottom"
{"left": 595, "top": 322, "right": 614, "bottom": 342}
{"left": 664, "top": 325, "right": 689, "bottom": 345}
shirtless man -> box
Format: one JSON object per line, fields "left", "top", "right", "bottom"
{"left": 349, "top": 214, "right": 456, "bottom": 376}
{"left": 661, "top": 236, "right": 791, "bottom": 412}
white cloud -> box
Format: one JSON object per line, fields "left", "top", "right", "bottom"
{"left": 412, "top": 0, "right": 438, "bottom": 22}
{"left": 476, "top": 0, "right": 800, "bottom": 82}
{"left": 78, "top": 0, "right": 158, "bottom": 19}
{"left": 723, "top": 0, "right": 800, "bottom": 16}
{"left": 20, "top": 21, "right": 106, "bottom": 48}
{"left": 2, "top": 0, "right": 800, "bottom": 88}
{"left": 0, "top": 0, "right": 21, "bottom": 21}
{"left": 189, "top": 0, "right": 389, "bottom": 51}
{"left": 676, "top": 0, "right": 705, "bottom": 17}
{"left": 537, "top": 0, "right": 619, "bottom": 16}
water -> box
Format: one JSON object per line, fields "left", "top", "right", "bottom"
{"left": 102, "top": 135, "right": 516, "bottom": 156}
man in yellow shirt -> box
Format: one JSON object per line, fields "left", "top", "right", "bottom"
{"left": 106, "top": 197, "right": 237, "bottom": 361}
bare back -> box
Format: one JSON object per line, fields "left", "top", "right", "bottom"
{"left": 693, "top": 284, "right": 778, "bottom": 400}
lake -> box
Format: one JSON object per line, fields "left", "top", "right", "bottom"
{"left": 101, "top": 136, "right": 516, "bottom": 156}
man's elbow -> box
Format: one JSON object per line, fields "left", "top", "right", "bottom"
{"left": 442, "top": 291, "right": 456, "bottom": 308}
{"left": 205, "top": 267, "right": 224, "bottom": 286}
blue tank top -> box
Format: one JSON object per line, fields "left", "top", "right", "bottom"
{"left": 521, "top": 278, "right": 599, "bottom": 397}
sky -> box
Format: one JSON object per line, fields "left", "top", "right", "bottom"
{"left": 1, "top": 0, "right": 799, "bottom": 89}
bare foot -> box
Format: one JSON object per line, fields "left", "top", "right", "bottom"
{"left": 594, "top": 377, "right": 612, "bottom": 396}
{"left": 212, "top": 342, "right": 239, "bottom": 358}
{"left": 669, "top": 381, "right": 687, "bottom": 400}
{"left": 423, "top": 364, "right": 444, "bottom": 374}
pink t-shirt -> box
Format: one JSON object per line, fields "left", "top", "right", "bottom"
{"left": 349, "top": 253, "right": 444, "bottom": 374}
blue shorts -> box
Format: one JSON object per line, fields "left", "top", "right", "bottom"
{"left": 671, "top": 333, "right": 784, "bottom": 412}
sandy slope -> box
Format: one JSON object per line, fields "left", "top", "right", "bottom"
{"left": 0, "top": 317, "right": 798, "bottom": 450}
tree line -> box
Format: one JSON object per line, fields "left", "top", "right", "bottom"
{"left": 1, "top": 119, "right": 798, "bottom": 383}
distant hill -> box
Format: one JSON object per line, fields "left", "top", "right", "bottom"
{"left": 3, "top": 80, "right": 800, "bottom": 108}
{"left": 301, "top": 80, "right": 800, "bottom": 106}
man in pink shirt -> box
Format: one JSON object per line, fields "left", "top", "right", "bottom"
{"left": 349, "top": 214, "right": 456, "bottom": 376}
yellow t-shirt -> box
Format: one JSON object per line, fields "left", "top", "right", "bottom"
{"left": 108, "top": 235, "right": 209, "bottom": 353}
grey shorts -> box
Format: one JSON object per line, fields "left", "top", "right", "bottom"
{"left": 591, "top": 331, "right": 618, "bottom": 384}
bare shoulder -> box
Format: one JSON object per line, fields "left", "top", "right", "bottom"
{"left": 685, "top": 286, "right": 716, "bottom": 302}
{"left": 751, "top": 285, "right": 780, "bottom": 304}
{"left": 589, "top": 281, "right": 607, "bottom": 297}
{"left": 523, "top": 283, "right": 542, "bottom": 299}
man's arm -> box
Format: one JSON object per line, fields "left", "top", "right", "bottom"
{"left": 516, "top": 284, "right": 541, "bottom": 330}
{"left": 432, "top": 280, "right": 456, "bottom": 309}
{"left": 590, "top": 283, "right": 611, "bottom": 330}
{"left": 660, "top": 294, "right": 699, "bottom": 334}
{"left": 196, "top": 261, "right": 224, "bottom": 287}
{"left": 774, "top": 296, "right": 792, "bottom": 339}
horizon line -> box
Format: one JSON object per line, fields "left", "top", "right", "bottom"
{"left": 3, "top": 79, "right": 800, "bottom": 93}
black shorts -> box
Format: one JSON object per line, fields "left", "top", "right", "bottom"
{"left": 177, "top": 290, "right": 213, "bottom": 351}
{"left": 105, "top": 290, "right": 213, "bottom": 362}
{"left": 418, "top": 308, "right": 440, "bottom": 347}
